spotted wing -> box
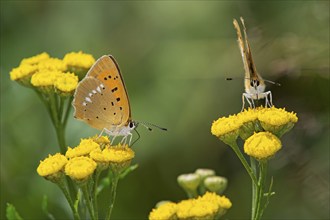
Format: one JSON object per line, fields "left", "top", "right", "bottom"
{"left": 86, "top": 55, "right": 131, "bottom": 122}
{"left": 73, "top": 76, "right": 127, "bottom": 130}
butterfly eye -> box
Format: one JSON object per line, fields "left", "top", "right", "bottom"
{"left": 129, "top": 121, "right": 134, "bottom": 128}
{"left": 250, "top": 81, "right": 254, "bottom": 87}
{"left": 256, "top": 81, "right": 260, "bottom": 86}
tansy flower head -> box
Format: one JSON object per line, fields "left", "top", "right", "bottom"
{"left": 200, "top": 192, "right": 232, "bottom": 217}
{"left": 258, "top": 106, "right": 298, "bottom": 137}
{"left": 66, "top": 138, "right": 100, "bottom": 159}
{"left": 37, "top": 58, "right": 67, "bottom": 71}
{"left": 244, "top": 132, "right": 282, "bottom": 160}
{"left": 37, "top": 153, "right": 68, "bottom": 182}
{"left": 9, "top": 64, "right": 38, "bottom": 85}
{"left": 176, "top": 195, "right": 219, "bottom": 219}
{"left": 31, "top": 70, "right": 63, "bottom": 92}
{"left": 91, "top": 135, "right": 111, "bottom": 149}
{"left": 65, "top": 156, "right": 97, "bottom": 182}
{"left": 20, "top": 52, "right": 50, "bottom": 65}
{"left": 237, "top": 107, "right": 262, "bottom": 140}
{"left": 94, "top": 144, "right": 135, "bottom": 175}
{"left": 149, "top": 202, "right": 177, "bottom": 220}
{"left": 90, "top": 144, "right": 135, "bottom": 173}
{"left": 63, "top": 51, "right": 95, "bottom": 79}
{"left": 211, "top": 115, "right": 241, "bottom": 145}
{"left": 54, "top": 72, "right": 78, "bottom": 95}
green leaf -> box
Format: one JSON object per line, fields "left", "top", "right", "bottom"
{"left": 119, "top": 164, "right": 139, "bottom": 179}
{"left": 41, "top": 195, "right": 55, "bottom": 220}
{"left": 6, "top": 203, "right": 23, "bottom": 220}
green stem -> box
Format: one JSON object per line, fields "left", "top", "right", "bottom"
{"left": 250, "top": 157, "right": 257, "bottom": 220}
{"left": 57, "top": 177, "right": 80, "bottom": 220}
{"left": 63, "top": 96, "right": 73, "bottom": 127}
{"left": 254, "top": 161, "right": 268, "bottom": 220}
{"left": 106, "top": 176, "right": 119, "bottom": 220}
{"left": 229, "top": 141, "right": 258, "bottom": 185}
{"left": 81, "top": 183, "right": 95, "bottom": 220}
{"left": 93, "top": 169, "right": 102, "bottom": 220}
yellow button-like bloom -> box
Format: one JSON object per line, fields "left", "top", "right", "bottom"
{"left": 149, "top": 192, "right": 232, "bottom": 220}
{"left": 201, "top": 192, "right": 232, "bottom": 210}
{"left": 10, "top": 64, "right": 38, "bottom": 81}
{"left": 63, "top": 51, "right": 95, "bottom": 69}
{"left": 65, "top": 156, "right": 97, "bottom": 181}
{"left": 103, "top": 144, "right": 135, "bottom": 163}
{"left": 31, "top": 70, "right": 63, "bottom": 87}
{"left": 211, "top": 115, "right": 241, "bottom": 144}
{"left": 20, "top": 52, "right": 50, "bottom": 65}
{"left": 38, "top": 58, "right": 67, "bottom": 71}
{"left": 149, "top": 202, "right": 177, "bottom": 220}
{"left": 90, "top": 144, "right": 134, "bottom": 163}
{"left": 258, "top": 106, "right": 298, "bottom": 137}
{"left": 37, "top": 153, "right": 68, "bottom": 180}
{"left": 54, "top": 72, "right": 78, "bottom": 93}
{"left": 66, "top": 138, "right": 100, "bottom": 159}
{"left": 244, "top": 132, "right": 282, "bottom": 160}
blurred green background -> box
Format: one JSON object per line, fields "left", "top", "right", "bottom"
{"left": 1, "top": 1, "right": 329, "bottom": 219}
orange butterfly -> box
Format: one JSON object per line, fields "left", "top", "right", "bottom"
{"left": 233, "top": 17, "right": 274, "bottom": 111}
{"left": 73, "top": 55, "right": 165, "bottom": 144}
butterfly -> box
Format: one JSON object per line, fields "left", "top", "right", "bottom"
{"left": 73, "top": 55, "right": 165, "bottom": 145}
{"left": 233, "top": 17, "right": 274, "bottom": 111}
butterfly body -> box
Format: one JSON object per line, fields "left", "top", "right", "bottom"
{"left": 233, "top": 17, "right": 272, "bottom": 111}
{"left": 73, "top": 55, "right": 136, "bottom": 144}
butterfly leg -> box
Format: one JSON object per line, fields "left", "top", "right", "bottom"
{"left": 267, "top": 91, "right": 273, "bottom": 107}
{"left": 98, "top": 128, "right": 106, "bottom": 138}
{"left": 242, "top": 93, "right": 254, "bottom": 111}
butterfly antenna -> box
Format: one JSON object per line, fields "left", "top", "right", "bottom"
{"left": 264, "top": 79, "right": 281, "bottom": 86}
{"left": 137, "top": 121, "right": 167, "bottom": 131}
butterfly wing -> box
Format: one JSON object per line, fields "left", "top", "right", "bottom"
{"left": 73, "top": 55, "right": 131, "bottom": 130}
{"left": 233, "top": 18, "right": 250, "bottom": 80}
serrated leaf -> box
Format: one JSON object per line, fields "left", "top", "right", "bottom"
{"left": 6, "top": 203, "right": 23, "bottom": 220}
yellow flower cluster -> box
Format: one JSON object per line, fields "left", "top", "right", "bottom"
{"left": 211, "top": 106, "right": 297, "bottom": 159}
{"left": 211, "top": 106, "right": 298, "bottom": 139}
{"left": 149, "top": 192, "right": 232, "bottom": 220}
{"left": 10, "top": 52, "right": 94, "bottom": 94}
{"left": 37, "top": 136, "right": 135, "bottom": 182}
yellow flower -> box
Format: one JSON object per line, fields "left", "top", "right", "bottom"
{"left": 63, "top": 51, "right": 95, "bottom": 69}
{"left": 20, "top": 52, "right": 50, "bottom": 65}
{"left": 176, "top": 196, "right": 218, "bottom": 219}
{"left": 90, "top": 144, "right": 135, "bottom": 174}
{"left": 201, "top": 192, "right": 232, "bottom": 210}
{"left": 63, "top": 51, "right": 95, "bottom": 79}
{"left": 9, "top": 64, "right": 38, "bottom": 81}
{"left": 102, "top": 144, "right": 135, "bottom": 163}
{"left": 244, "top": 132, "right": 282, "bottom": 160}
{"left": 258, "top": 106, "right": 298, "bottom": 137}
{"left": 211, "top": 115, "right": 241, "bottom": 144}
{"left": 66, "top": 138, "right": 100, "bottom": 159}
{"left": 31, "top": 70, "right": 63, "bottom": 87}
{"left": 54, "top": 72, "right": 78, "bottom": 94}
{"left": 37, "top": 153, "right": 68, "bottom": 181}
{"left": 91, "top": 135, "right": 111, "bottom": 148}
{"left": 149, "top": 202, "right": 177, "bottom": 220}
{"left": 37, "top": 58, "right": 67, "bottom": 71}
{"left": 65, "top": 156, "right": 97, "bottom": 181}
{"left": 236, "top": 108, "right": 261, "bottom": 140}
